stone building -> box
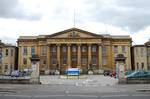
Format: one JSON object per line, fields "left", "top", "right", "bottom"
{"left": 131, "top": 39, "right": 150, "bottom": 71}
{"left": 131, "top": 45, "right": 147, "bottom": 70}
{"left": 17, "top": 28, "right": 132, "bottom": 74}
{"left": 0, "top": 40, "right": 17, "bottom": 75}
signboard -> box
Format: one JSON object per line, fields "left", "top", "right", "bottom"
{"left": 66, "top": 68, "right": 80, "bottom": 76}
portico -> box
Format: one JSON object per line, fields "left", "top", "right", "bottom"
{"left": 46, "top": 39, "right": 102, "bottom": 73}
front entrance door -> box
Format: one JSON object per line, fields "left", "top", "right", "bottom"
{"left": 71, "top": 56, "right": 77, "bottom": 68}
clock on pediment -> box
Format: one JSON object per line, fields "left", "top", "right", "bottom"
{"left": 68, "top": 31, "right": 80, "bottom": 38}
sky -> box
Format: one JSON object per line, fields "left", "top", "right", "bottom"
{"left": 0, "top": 0, "right": 150, "bottom": 45}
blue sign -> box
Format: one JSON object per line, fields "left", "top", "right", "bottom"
{"left": 66, "top": 68, "right": 80, "bottom": 75}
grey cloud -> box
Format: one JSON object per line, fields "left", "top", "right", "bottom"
{"left": 0, "top": 0, "right": 41, "bottom": 20}
{"left": 83, "top": 0, "right": 150, "bottom": 32}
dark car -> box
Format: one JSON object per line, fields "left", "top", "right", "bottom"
{"left": 109, "top": 71, "right": 117, "bottom": 78}
{"left": 103, "top": 70, "right": 111, "bottom": 76}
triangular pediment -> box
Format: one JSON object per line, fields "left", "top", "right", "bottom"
{"left": 47, "top": 28, "right": 102, "bottom": 38}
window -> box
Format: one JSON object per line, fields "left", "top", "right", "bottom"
{"left": 31, "top": 46, "right": 35, "bottom": 55}
{"left": 43, "top": 60, "right": 46, "bottom": 65}
{"left": 23, "top": 58, "right": 27, "bottom": 65}
{"left": 92, "top": 45, "right": 97, "bottom": 52}
{"left": 81, "top": 57, "right": 87, "bottom": 64}
{"left": 51, "top": 58, "right": 57, "bottom": 64}
{"left": 102, "top": 57, "right": 107, "bottom": 65}
{"left": 141, "top": 62, "right": 144, "bottom": 69}
{"left": 148, "top": 64, "right": 150, "bottom": 70}
{"left": 62, "top": 57, "right": 67, "bottom": 64}
{"left": 5, "top": 65, "right": 8, "bottom": 69}
{"left": 148, "top": 47, "right": 150, "bottom": 57}
{"left": 51, "top": 46, "right": 56, "bottom": 52}
{"left": 41, "top": 46, "right": 46, "bottom": 55}
{"left": 82, "top": 46, "right": 87, "bottom": 52}
{"left": 23, "top": 47, "right": 27, "bottom": 55}
{"left": 136, "top": 48, "right": 138, "bottom": 55}
{"left": 92, "top": 56, "right": 97, "bottom": 64}
{"left": 72, "top": 46, "right": 77, "bottom": 52}
{"left": 137, "top": 63, "right": 139, "bottom": 70}
{"left": 102, "top": 46, "right": 106, "bottom": 56}
{"left": 11, "top": 49, "right": 13, "bottom": 56}
{"left": 5, "top": 49, "right": 8, "bottom": 56}
{"left": 72, "top": 56, "right": 77, "bottom": 61}
{"left": 62, "top": 46, "right": 67, "bottom": 52}
{"left": 122, "top": 46, "right": 126, "bottom": 53}
{"left": 114, "top": 46, "right": 118, "bottom": 53}
{"left": 141, "top": 47, "right": 144, "bottom": 57}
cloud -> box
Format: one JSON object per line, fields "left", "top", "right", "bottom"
{"left": 0, "top": 0, "right": 42, "bottom": 20}
{"left": 79, "top": 0, "right": 150, "bottom": 32}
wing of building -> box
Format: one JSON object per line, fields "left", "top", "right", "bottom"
{"left": 0, "top": 40, "right": 17, "bottom": 75}
{"left": 17, "top": 28, "right": 132, "bottom": 74}
{"left": 131, "top": 40, "right": 150, "bottom": 71}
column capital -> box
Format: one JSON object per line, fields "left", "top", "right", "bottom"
{"left": 87, "top": 43, "right": 92, "bottom": 46}
{"left": 77, "top": 43, "right": 81, "bottom": 46}
{"left": 67, "top": 43, "right": 71, "bottom": 46}
{"left": 56, "top": 44, "right": 61, "bottom": 46}
{"left": 98, "top": 43, "right": 102, "bottom": 46}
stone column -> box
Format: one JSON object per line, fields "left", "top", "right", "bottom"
{"left": 45, "top": 45, "right": 50, "bottom": 74}
{"left": 67, "top": 44, "right": 71, "bottom": 68}
{"left": 98, "top": 44, "right": 102, "bottom": 70}
{"left": 57, "top": 44, "right": 60, "bottom": 69}
{"left": 88, "top": 44, "right": 92, "bottom": 68}
{"left": 47, "top": 46, "right": 50, "bottom": 70}
{"left": 77, "top": 44, "right": 81, "bottom": 69}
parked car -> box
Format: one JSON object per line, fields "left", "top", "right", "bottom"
{"left": 125, "top": 70, "right": 133, "bottom": 76}
{"left": 109, "top": 71, "right": 117, "bottom": 78}
{"left": 125, "top": 70, "right": 149, "bottom": 79}
{"left": 103, "top": 70, "right": 111, "bottom": 76}
{"left": 11, "top": 71, "right": 20, "bottom": 77}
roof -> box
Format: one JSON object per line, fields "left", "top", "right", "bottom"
{"left": 47, "top": 27, "right": 102, "bottom": 38}
{"left": 132, "top": 45, "right": 145, "bottom": 47}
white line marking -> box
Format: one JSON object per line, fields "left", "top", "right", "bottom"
{"left": 67, "top": 94, "right": 98, "bottom": 98}
{"left": 101, "top": 94, "right": 129, "bottom": 98}
{"left": 34, "top": 95, "right": 64, "bottom": 98}
{"left": 4, "top": 94, "right": 31, "bottom": 98}
{"left": 132, "top": 94, "right": 150, "bottom": 97}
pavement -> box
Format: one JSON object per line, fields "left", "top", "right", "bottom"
{"left": 40, "top": 75, "right": 118, "bottom": 86}
{"left": 0, "top": 75, "right": 150, "bottom": 99}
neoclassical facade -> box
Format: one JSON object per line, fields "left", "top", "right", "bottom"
{"left": 18, "top": 28, "right": 132, "bottom": 74}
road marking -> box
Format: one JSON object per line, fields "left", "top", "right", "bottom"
{"left": 4, "top": 94, "right": 31, "bottom": 98}
{"left": 34, "top": 95, "right": 64, "bottom": 98}
{"left": 101, "top": 94, "right": 129, "bottom": 98}
{"left": 67, "top": 94, "right": 98, "bottom": 98}
{"left": 132, "top": 94, "right": 150, "bottom": 97}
